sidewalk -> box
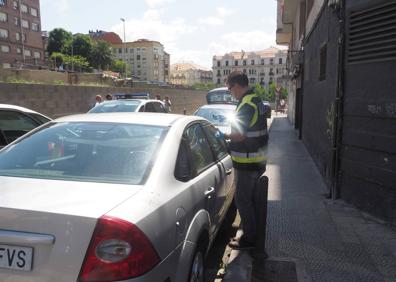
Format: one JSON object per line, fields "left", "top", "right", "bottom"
{"left": 224, "top": 115, "right": 396, "bottom": 282}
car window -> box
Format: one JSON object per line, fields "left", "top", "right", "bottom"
{"left": 184, "top": 123, "right": 215, "bottom": 175}
{"left": 144, "top": 103, "right": 156, "bottom": 112}
{"left": 174, "top": 138, "right": 193, "bottom": 181}
{"left": 27, "top": 113, "right": 51, "bottom": 124}
{"left": 202, "top": 124, "right": 228, "bottom": 160}
{"left": 0, "top": 122, "right": 167, "bottom": 185}
{"left": 89, "top": 101, "right": 140, "bottom": 113}
{"left": 0, "top": 110, "right": 39, "bottom": 144}
{"left": 153, "top": 102, "right": 167, "bottom": 113}
{"left": 195, "top": 108, "right": 236, "bottom": 126}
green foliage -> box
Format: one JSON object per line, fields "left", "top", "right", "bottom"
{"left": 89, "top": 41, "right": 113, "bottom": 70}
{"left": 47, "top": 28, "right": 72, "bottom": 55}
{"left": 49, "top": 52, "right": 64, "bottom": 68}
{"left": 281, "top": 87, "right": 288, "bottom": 99}
{"left": 110, "top": 60, "right": 126, "bottom": 74}
{"left": 62, "top": 34, "right": 93, "bottom": 59}
{"left": 63, "top": 55, "right": 90, "bottom": 70}
{"left": 253, "top": 83, "right": 266, "bottom": 100}
{"left": 192, "top": 82, "right": 216, "bottom": 90}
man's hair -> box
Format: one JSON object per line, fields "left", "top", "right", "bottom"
{"left": 227, "top": 71, "right": 249, "bottom": 87}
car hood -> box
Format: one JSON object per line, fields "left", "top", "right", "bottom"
{"left": 0, "top": 176, "right": 142, "bottom": 217}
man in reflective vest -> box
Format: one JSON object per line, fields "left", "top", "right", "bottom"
{"left": 224, "top": 71, "right": 268, "bottom": 250}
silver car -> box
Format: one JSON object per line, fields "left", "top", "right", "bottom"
{"left": 88, "top": 99, "right": 168, "bottom": 113}
{"left": 0, "top": 113, "right": 235, "bottom": 282}
{"left": 194, "top": 104, "right": 237, "bottom": 135}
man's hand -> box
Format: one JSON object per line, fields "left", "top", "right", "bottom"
{"left": 224, "top": 133, "right": 246, "bottom": 142}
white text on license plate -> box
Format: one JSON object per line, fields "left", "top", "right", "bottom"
{"left": 0, "top": 244, "right": 33, "bottom": 271}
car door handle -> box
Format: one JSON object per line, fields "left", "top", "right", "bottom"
{"left": 204, "top": 187, "right": 215, "bottom": 199}
{"left": 225, "top": 168, "right": 232, "bottom": 175}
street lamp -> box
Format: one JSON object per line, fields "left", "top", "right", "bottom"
{"left": 120, "top": 18, "right": 127, "bottom": 78}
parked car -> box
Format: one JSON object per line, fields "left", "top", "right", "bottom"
{"left": 194, "top": 104, "right": 237, "bottom": 135}
{"left": 263, "top": 101, "right": 272, "bottom": 119}
{"left": 206, "top": 87, "right": 238, "bottom": 105}
{"left": 0, "top": 104, "right": 51, "bottom": 149}
{"left": 0, "top": 113, "right": 235, "bottom": 282}
{"left": 88, "top": 99, "right": 168, "bottom": 113}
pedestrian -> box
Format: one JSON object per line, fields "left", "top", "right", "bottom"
{"left": 94, "top": 95, "right": 103, "bottom": 107}
{"left": 163, "top": 96, "right": 172, "bottom": 112}
{"left": 156, "top": 94, "right": 161, "bottom": 100}
{"left": 224, "top": 71, "right": 268, "bottom": 250}
{"left": 105, "top": 94, "right": 113, "bottom": 101}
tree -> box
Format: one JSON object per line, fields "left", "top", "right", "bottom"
{"left": 89, "top": 41, "right": 113, "bottom": 70}
{"left": 47, "top": 28, "right": 72, "bottom": 55}
{"left": 110, "top": 60, "right": 126, "bottom": 74}
{"left": 62, "top": 34, "right": 93, "bottom": 59}
{"left": 49, "top": 52, "right": 64, "bottom": 68}
{"left": 63, "top": 55, "right": 90, "bottom": 72}
{"left": 253, "top": 83, "right": 266, "bottom": 100}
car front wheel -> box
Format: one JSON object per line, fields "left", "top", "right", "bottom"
{"left": 189, "top": 246, "right": 205, "bottom": 282}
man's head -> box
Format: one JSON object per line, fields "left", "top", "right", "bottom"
{"left": 105, "top": 94, "right": 112, "bottom": 100}
{"left": 156, "top": 95, "right": 161, "bottom": 100}
{"left": 227, "top": 71, "right": 249, "bottom": 100}
{"left": 95, "top": 95, "right": 103, "bottom": 103}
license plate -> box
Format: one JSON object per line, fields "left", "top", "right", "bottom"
{"left": 0, "top": 244, "right": 33, "bottom": 271}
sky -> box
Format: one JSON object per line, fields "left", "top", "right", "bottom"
{"left": 40, "top": 0, "right": 281, "bottom": 68}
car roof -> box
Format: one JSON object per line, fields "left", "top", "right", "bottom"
{"left": 0, "top": 103, "right": 42, "bottom": 114}
{"left": 208, "top": 87, "right": 228, "bottom": 93}
{"left": 197, "top": 104, "right": 237, "bottom": 110}
{"left": 108, "top": 99, "right": 163, "bottom": 104}
{"left": 54, "top": 113, "right": 204, "bottom": 127}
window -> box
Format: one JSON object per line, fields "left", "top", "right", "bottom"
{"left": 203, "top": 125, "right": 228, "bottom": 160}
{"left": 270, "top": 58, "right": 274, "bottom": 65}
{"left": 16, "top": 47, "right": 21, "bottom": 54}
{"left": 20, "top": 4, "right": 28, "bottom": 13}
{"left": 217, "top": 78, "right": 220, "bottom": 84}
{"left": 0, "top": 0, "right": 6, "bottom": 6}
{"left": 185, "top": 124, "right": 214, "bottom": 174}
{"left": 225, "top": 60, "right": 229, "bottom": 66}
{"left": 125, "top": 48, "right": 128, "bottom": 53}
{"left": 0, "top": 28, "right": 8, "bottom": 39}
{"left": 0, "top": 12, "right": 7, "bottom": 22}
{"left": 235, "top": 60, "right": 238, "bottom": 66}
{"left": 24, "top": 49, "right": 31, "bottom": 56}
{"left": 174, "top": 139, "right": 193, "bottom": 181}
{"left": 217, "top": 61, "right": 220, "bottom": 67}
{"left": 137, "top": 55, "right": 140, "bottom": 60}
{"left": 118, "top": 48, "right": 122, "bottom": 53}
{"left": 243, "top": 69, "right": 246, "bottom": 74}
{"left": 243, "top": 60, "right": 247, "bottom": 66}
{"left": 12, "top": 1, "right": 17, "bottom": 9}
{"left": 30, "top": 7, "right": 37, "bottom": 17}
{"left": 144, "top": 103, "right": 156, "bottom": 112}
{"left": 34, "top": 51, "right": 40, "bottom": 59}
{"left": 1, "top": 45, "right": 10, "bottom": 53}
{"left": 31, "top": 23, "right": 39, "bottom": 31}
{"left": 21, "top": 19, "right": 29, "bottom": 28}
{"left": 261, "top": 58, "right": 265, "bottom": 65}
{"left": 319, "top": 44, "right": 327, "bottom": 81}
{"left": 0, "top": 110, "right": 38, "bottom": 145}
{"left": 279, "top": 58, "right": 283, "bottom": 64}
{"left": 251, "top": 59, "right": 255, "bottom": 65}
{"left": 14, "top": 17, "right": 19, "bottom": 26}
{"left": 153, "top": 102, "right": 166, "bottom": 113}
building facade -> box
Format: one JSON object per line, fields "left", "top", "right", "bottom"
{"left": 112, "top": 39, "right": 170, "bottom": 83}
{"left": 170, "top": 62, "right": 213, "bottom": 86}
{"left": 277, "top": 0, "right": 396, "bottom": 224}
{"left": 212, "top": 47, "right": 287, "bottom": 88}
{"left": 0, "top": 0, "right": 44, "bottom": 68}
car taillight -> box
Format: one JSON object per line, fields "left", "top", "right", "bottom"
{"left": 78, "top": 215, "right": 160, "bottom": 282}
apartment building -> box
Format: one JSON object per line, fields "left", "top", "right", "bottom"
{"left": 212, "top": 47, "right": 287, "bottom": 88}
{"left": 170, "top": 62, "right": 212, "bottom": 86}
{"left": 0, "top": 0, "right": 44, "bottom": 68}
{"left": 112, "top": 39, "right": 170, "bottom": 83}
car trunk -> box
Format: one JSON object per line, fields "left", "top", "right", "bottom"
{"left": 0, "top": 177, "right": 141, "bottom": 282}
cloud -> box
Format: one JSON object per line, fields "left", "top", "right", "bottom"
{"left": 112, "top": 9, "right": 196, "bottom": 50}
{"left": 217, "top": 7, "right": 234, "bottom": 18}
{"left": 41, "top": 0, "right": 69, "bottom": 14}
{"left": 145, "top": 0, "right": 175, "bottom": 8}
{"left": 198, "top": 17, "right": 224, "bottom": 26}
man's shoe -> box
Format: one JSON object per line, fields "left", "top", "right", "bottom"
{"left": 228, "top": 239, "right": 255, "bottom": 250}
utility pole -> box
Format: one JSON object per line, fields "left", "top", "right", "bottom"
{"left": 120, "top": 18, "right": 127, "bottom": 78}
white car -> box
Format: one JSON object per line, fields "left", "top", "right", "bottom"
{"left": 88, "top": 99, "right": 168, "bottom": 113}
{"left": 0, "top": 113, "right": 235, "bottom": 282}
{"left": 194, "top": 104, "right": 237, "bottom": 135}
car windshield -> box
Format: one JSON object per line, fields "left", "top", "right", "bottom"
{"left": 195, "top": 108, "right": 236, "bottom": 126}
{"left": 0, "top": 122, "right": 167, "bottom": 185}
{"left": 89, "top": 100, "right": 141, "bottom": 113}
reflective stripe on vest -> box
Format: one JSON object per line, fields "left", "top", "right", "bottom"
{"left": 230, "top": 148, "right": 267, "bottom": 164}
{"left": 246, "top": 129, "right": 267, "bottom": 138}
{"left": 236, "top": 94, "right": 258, "bottom": 128}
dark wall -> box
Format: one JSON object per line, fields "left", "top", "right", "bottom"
{"left": 302, "top": 5, "right": 340, "bottom": 188}
{"left": 341, "top": 0, "right": 396, "bottom": 223}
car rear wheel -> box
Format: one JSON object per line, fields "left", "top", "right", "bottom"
{"left": 189, "top": 245, "right": 205, "bottom": 282}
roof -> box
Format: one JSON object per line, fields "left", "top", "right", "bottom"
{"left": 54, "top": 113, "right": 202, "bottom": 127}
{"left": 213, "top": 47, "right": 286, "bottom": 60}
{"left": 0, "top": 104, "right": 43, "bottom": 114}
{"left": 208, "top": 87, "right": 228, "bottom": 92}
{"left": 171, "top": 62, "right": 211, "bottom": 72}
{"left": 112, "top": 39, "right": 164, "bottom": 48}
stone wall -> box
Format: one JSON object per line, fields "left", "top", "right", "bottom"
{"left": 0, "top": 83, "right": 207, "bottom": 118}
